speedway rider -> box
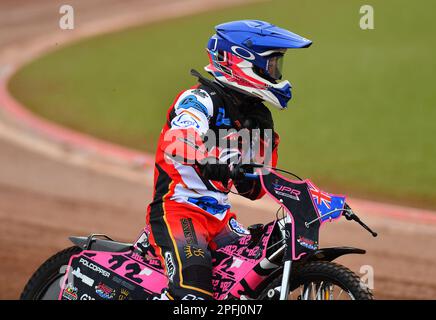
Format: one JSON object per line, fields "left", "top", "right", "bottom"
{"left": 146, "top": 20, "right": 312, "bottom": 300}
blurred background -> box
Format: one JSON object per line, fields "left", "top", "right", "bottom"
{"left": 0, "top": 0, "right": 435, "bottom": 299}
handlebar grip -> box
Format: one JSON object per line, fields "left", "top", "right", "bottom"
{"left": 230, "top": 167, "right": 259, "bottom": 181}
{"left": 243, "top": 173, "right": 259, "bottom": 180}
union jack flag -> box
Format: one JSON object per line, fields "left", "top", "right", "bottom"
{"left": 309, "top": 185, "right": 332, "bottom": 209}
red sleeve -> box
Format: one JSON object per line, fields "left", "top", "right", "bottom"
{"left": 159, "top": 127, "right": 208, "bottom": 165}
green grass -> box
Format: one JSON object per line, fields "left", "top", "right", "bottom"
{"left": 9, "top": 0, "right": 436, "bottom": 208}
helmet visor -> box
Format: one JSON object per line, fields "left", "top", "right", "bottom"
{"left": 267, "top": 54, "right": 284, "bottom": 80}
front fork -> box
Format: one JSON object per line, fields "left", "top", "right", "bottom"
{"left": 279, "top": 216, "right": 293, "bottom": 300}
{"left": 280, "top": 260, "right": 292, "bottom": 300}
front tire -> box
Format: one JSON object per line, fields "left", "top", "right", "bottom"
{"left": 20, "top": 246, "right": 82, "bottom": 300}
{"left": 259, "top": 261, "right": 373, "bottom": 300}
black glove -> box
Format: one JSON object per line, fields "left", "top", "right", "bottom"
{"left": 197, "top": 157, "right": 231, "bottom": 186}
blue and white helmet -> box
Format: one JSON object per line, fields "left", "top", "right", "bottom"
{"left": 205, "top": 20, "right": 312, "bottom": 109}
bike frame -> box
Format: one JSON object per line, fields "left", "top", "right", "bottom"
{"left": 59, "top": 167, "right": 374, "bottom": 300}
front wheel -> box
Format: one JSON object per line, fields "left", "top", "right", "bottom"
{"left": 20, "top": 246, "right": 82, "bottom": 300}
{"left": 259, "top": 261, "right": 373, "bottom": 300}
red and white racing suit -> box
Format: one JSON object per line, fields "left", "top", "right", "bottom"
{"left": 146, "top": 81, "right": 279, "bottom": 300}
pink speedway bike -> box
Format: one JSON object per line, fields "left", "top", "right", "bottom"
{"left": 21, "top": 164, "right": 377, "bottom": 300}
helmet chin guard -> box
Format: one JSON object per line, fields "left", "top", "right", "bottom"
{"left": 205, "top": 20, "right": 311, "bottom": 109}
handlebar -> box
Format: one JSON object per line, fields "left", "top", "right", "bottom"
{"left": 342, "top": 203, "right": 378, "bottom": 237}
{"left": 230, "top": 163, "right": 378, "bottom": 238}
{"left": 230, "top": 163, "right": 263, "bottom": 181}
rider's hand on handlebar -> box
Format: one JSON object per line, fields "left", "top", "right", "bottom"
{"left": 230, "top": 163, "right": 265, "bottom": 181}
{"left": 230, "top": 164, "right": 246, "bottom": 181}
{"left": 197, "top": 157, "right": 231, "bottom": 186}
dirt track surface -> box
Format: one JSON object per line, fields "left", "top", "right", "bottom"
{"left": 1, "top": 0, "right": 436, "bottom": 300}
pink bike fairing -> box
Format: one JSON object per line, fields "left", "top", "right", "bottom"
{"left": 259, "top": 168, "right": 347, "bottom": 261}
{"left": 58, "top": 168, "right": 345, "bottom": 300}
{"left": 58, "top": 221, "right": 278, "bottom": 300}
